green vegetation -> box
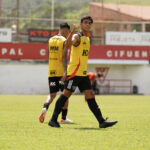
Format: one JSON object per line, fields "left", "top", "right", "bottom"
{"left": 0, "top": 95, "right": 150, "bottom": 150}
{"left": 1, "top": 0, "right": 150, "bottom": 40}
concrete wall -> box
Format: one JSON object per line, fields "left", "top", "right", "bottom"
{"left": 88, "top": 64, "right": 150, "bottom": 95}
{"left": 0, "top": 61, "right": 49, "bottom": 94}
{"left": 0, "top": 61, "right": 150, "bottom": 95}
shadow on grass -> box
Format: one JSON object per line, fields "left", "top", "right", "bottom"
{"left": 60, "top": 122, "right": 77, "bottom": 125}
{"left": 74, "top": 126, "right": 118, "bottom": 130}
{"left": 43, "top": 122, "right": 77, "bottom": 125}
{"left": 74, "top": 127, "right": 102, "bottom": 130}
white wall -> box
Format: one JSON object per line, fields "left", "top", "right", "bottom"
{"left": 0, "top": 61, "right": 49, "bottom": 94}
{"left": 88, "top": 64, "right": 150, "bottom": 95}
{"left": 0, "top": 61, "right": 150, "bottom": 95}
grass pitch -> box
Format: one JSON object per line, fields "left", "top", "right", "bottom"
{"left": 0, "top": 95, "right": 150, "bottom": 150}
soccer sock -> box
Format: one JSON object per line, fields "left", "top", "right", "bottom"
{"left": 43, "top": 103, "right": 50, "bottom": 110}
{"left": 51, "top": 94, "right": 68, "bottom": 122}
{"left": 86, "top": 98, "right": 105, "bottom": 124}
{"left": 61, "top": 109, "right": 68, "bottom": 120}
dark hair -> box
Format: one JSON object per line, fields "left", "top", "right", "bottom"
{"left": 60, "top": 22, "right": 70, "bottom": 30}
{"left": 80, "top": 16, "right": 93, "bottom": 24}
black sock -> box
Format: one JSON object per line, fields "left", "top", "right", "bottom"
{"left": 43, "top": 103, "right": 50, "bottom": 110}
{"left": 51, "top": 94, "right": 68, "bottom": 122}
{"left": 61, "top": 109, "right": 68, "bottom": 120}
{"left": 87, "top": 98, "right": 105, "bottom": 124}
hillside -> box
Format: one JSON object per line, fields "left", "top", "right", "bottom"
{"left": 2, "top": 0, "right": 150, "bottom": 18}
{"left": 1, "top": 0, "right": 150, "bottom": 40}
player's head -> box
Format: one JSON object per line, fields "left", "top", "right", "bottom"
{"left": 59, "top": 22, "right": 70, "bottom": 38}
{"left": 80, "top": 16, "right": 93, "bottom": 32}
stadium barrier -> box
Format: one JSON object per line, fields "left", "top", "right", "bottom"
{"left": 0, "top": 43, "right": 150, "bottom": 62}
{"left": 97, "top": 79, "right": 132, "bottom": 94}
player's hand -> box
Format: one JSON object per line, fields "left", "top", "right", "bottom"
{"left": 72, "top": 24, "right": 78, "bottom": 32}
{"left": 61, "top": 73, "right": 67, "bottom": 82}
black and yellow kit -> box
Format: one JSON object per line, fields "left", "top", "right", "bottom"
{"left": 48, "top": 35, "right": 66, "bottom": 93}
{"left": 67, "top": 32, "right": 90, "bottom": 77}
{"left": 48, "top": 35, "right": 66, "bottom": 77}
{"left": 65, "top": 32, "right": 92, "bottom": 92}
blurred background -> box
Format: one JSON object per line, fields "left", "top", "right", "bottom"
{"left": 0, "top": 0, "right": 150, "bottom": 95}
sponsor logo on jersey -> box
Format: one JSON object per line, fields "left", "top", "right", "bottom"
{"left": 59, "top": 81, "right": 64, "bottom": 85}
{"left": 50, "top": 46, "right": 59, "bottom": 52}
{"left": 82, "top": 49, "right": 88, "bottom": 56}
{"left": 50, "top": 82, "right": 56, "bottom": 86}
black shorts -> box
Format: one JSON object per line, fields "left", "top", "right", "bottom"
{"left": 64, "top": 76, "right": 92, "bottom": 92}
{"left": 48, "top": 77, "right": 64, "bottom": 94}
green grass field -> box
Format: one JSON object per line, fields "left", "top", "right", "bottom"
{"left": 0, "top": 95, "right": 150, "bottom": 150}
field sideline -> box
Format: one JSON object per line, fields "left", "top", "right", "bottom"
{"left": 0, "top": 95, "right": 150, "bottom": 150}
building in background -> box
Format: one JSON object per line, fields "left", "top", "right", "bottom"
{"left": 90, "top": 2, "right": 150, "bottom": 44}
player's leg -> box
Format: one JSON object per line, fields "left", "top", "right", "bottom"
{"left": 39, "top": 77, "right": 59, "bottom": 123}
{"left": 48, "top": 89, "right": 72, "bottom": 127}
{"left": 59, "top": 80, "right": 73, "bottom": 123}
{"left": 39, "top": 93, "right": 56, "bottom": 123}
{"left": 84, "top": 89, "right": 105, "bottom": 123}
{"left": 81, "top": 76, "right": 118, "bottom": 128}
{"left": 61, "top": 100, "right": 73, "bottom": 123}
{"left": 48, "top": 76, "right": 78, "bottom": 127}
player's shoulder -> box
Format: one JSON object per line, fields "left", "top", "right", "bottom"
{"left": 58, "top": 35, "right": 66, "bottom": 41}
{"left": 50, "top": 35, "right": 66, "bottom": 41}
{"left": 76, "top": 31, "right": 84, "bottom": 37}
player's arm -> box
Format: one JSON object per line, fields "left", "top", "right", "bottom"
{"left": 64, "top": 24, "right": 78, "bottom": 49}
{"left": 61, "top": 43, "right": 69, "bottom": 82}
{"left": 62, "top": 25, "right": 78, "bottom": 75}
{"left": 62, "top": 44, "right": 68, "bottom": 76}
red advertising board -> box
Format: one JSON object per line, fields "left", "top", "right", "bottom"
{"left": 28, "top": 29, "right": 58, "bottom": 43}
{"left": 89, "top": 45, "right": 150, "bottom": 60}
{"left": 0, "top": 43, "right": 48, "bottom": 60}
{"left": 0, "top": 43, "right": 150, "bottom": 61}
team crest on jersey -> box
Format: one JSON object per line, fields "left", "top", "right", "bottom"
{"left": 83, "top": 71, "right": 87, "bottom": 75}
{"left": 83, "top": 41, "right": 86, "bottom": 45}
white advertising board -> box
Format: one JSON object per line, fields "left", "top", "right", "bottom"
{"left": 105, "top": 31, "right": 150, "bottom": 46}
{"left": 0, "top": 28, "right": 12, "bottom": 42}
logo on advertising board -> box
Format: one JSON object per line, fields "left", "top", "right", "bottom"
{"left": 106, "top": 31, "right": 150, "bottom": 46}
{"left": 28, "top": 29, "right": 58, "bottom": 43}
{"left": 96, "top": 67, "right": 109, "bottom": 83}
{"left": 0, "top": 28, "right": 12, "bottom": 42}
{"left": 106, "top": 49, "right": 148, "bottom": 59}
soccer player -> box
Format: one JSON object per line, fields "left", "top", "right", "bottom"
{"left": 48, "top": 16, "right": 118, "bottom": 128}
{"left": 39, "top": 22, "right": 77, "bottom": 123}
{"left": 88, "top": 72, "right": 102, "bottom": 94}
